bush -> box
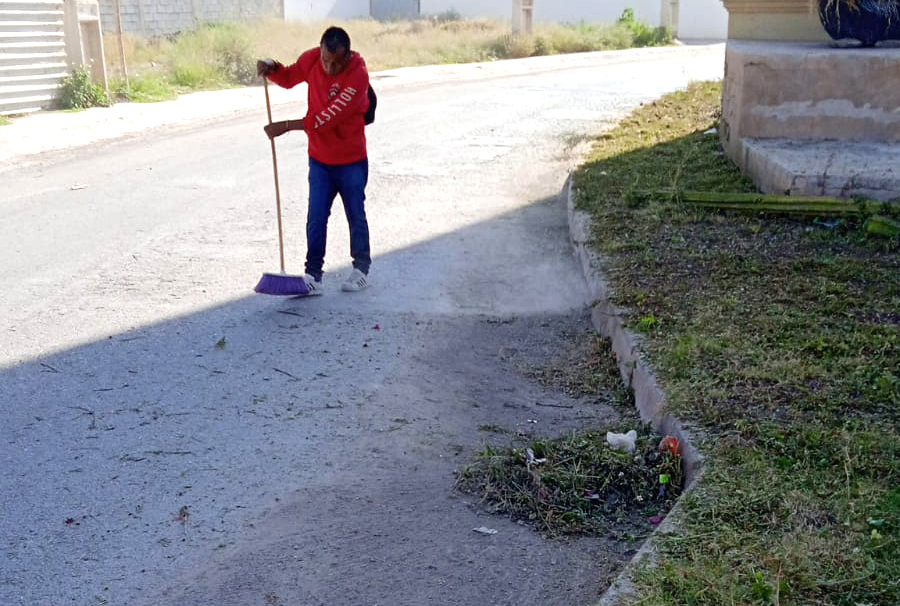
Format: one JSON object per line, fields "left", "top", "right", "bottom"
{"left": 617, "top": 8, "right": 672, "bottom": 47}
{"left": 433, "top": 9, "right": 462, "bottom": 24}
{"left": 208, "top": 23, "right": 256, "bottom": 84}
{"left": 485, "top": 33, "right": 537, "bottom": 59}
{"left": 546, "top": 22, "right": 605, "bottom": 53}
{"left": 168, "top": 22, "right": 256, "bottom": 87}
{"left": 616, "top": 8, "right": 639, "bottom": 27}
{"left": 57, "top": 68, "right": 108, "bottom": 110}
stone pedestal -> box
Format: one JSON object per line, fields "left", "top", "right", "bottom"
{"left": 721, "top": 41, "right": 900, "bottom": 201}
{"left": 721, "top": 0, "right": 827, "bottom": 41}
{"left": 722, "top": 41, "right": 900, "bottom": 153}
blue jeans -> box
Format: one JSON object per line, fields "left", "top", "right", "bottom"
{"left": 306, "top": 157, "right": 370, "bottom": 281}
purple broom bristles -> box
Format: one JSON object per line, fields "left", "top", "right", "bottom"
{"left": 254, "top": 272, "right": 310, "bottom": 296}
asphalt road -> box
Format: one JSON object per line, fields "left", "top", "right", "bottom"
{"left": 1, "top": 46, "right": 725, "bottom": 606}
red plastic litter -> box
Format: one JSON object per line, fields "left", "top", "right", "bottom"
{"left": 658, "top": 436, "right": 679, "bottom": 456}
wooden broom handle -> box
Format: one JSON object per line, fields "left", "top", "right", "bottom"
{"left": 264, "top": 78, "right": 286, "bottom": 274}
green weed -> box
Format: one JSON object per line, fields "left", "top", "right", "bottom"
{"left": 617, "top": 8, "right": 671, "bottom": 47}
{"left": 57, "top": 68, "right": 108, "bottom": 110}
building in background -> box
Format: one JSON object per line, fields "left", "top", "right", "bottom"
{"left": 284, "top": 0, "right": 418, "bottom": 21}
{"left": 416, "top": 0, "right": 727, "bottom": 39}
{"left": 284, "top": 0, "right": 368, "bottom": 21}
{"left": 90, "top": 1, "right": 726, "bottom": 40}
{"left": 371, "top": 0, "right": 419, "bottom": 20}
{"left": 420, "top": 0, "right": 663, "bottom": 26}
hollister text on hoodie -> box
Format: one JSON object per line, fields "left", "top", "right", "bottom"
{"left": 268, "top": 47, "right": 370, "bottom": 165}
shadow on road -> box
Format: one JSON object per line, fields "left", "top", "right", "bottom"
{"left": 2, "top": 196, "right": 632, "bottom": 606}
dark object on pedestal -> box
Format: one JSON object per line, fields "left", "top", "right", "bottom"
{"left": 818, "top": 0, "right": 900, "bottom": 46}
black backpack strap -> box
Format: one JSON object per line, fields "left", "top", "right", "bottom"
{"left": 364, "top": 84, "right": 377, "bottom": 125}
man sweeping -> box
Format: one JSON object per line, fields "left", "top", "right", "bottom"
{"left": 257, "top": 26, "right": 372, "bottom": 294}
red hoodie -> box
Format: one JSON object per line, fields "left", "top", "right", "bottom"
{"left": 268, "top": 48, "right": 369, "bottom": 165}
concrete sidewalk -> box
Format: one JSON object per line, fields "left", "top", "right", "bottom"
{"left": 0, "top": 45, "right": 725, "bottom": 166}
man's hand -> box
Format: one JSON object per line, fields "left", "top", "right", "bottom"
{"left": 264, "top": 120, "right": 289, "bottom": 139}
{"left": 257, "top": 58, "right": 277, "bottom": 77}
{"left": 264, "top": 120, "right": 305, "bottom": 139}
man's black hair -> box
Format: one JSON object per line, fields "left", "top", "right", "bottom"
{"left": 321, "top": 26, "right": 351, "bottom": 53}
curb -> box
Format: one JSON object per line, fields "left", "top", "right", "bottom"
{"left": 562, "top": 173, "right": 706, "bottom": 605}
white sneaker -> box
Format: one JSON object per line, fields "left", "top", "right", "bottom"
{"left": 341, "top": 269, "right": 369, "bottom": 292}
{"left": 303, "top": 274, "right": 323, "bottom": 296}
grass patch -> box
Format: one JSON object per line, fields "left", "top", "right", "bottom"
{"left": 102, "top": 12, "right": 671, "bottom": 94}
{"left": 460, "top": 333, "right": 683, "bottom": 540}
{"left": 168, "top": 22, "right": 256, "bottom": 86}
{"left": 0, "top": 115, "right": 9, "bottom": 126}
{"left": 457, "top": 422, "right": 683, "bottom": 539}
{"left": 574, "top": 81, "right": 899, "bottom": 604}
{"left": 523, "top": 330, "right": 634, "bottom": 400}
{"left": 110, "top": 74, "right": 178, "bottom": 103}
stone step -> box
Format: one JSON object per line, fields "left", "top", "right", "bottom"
{"left": 741, "top": 138, "right": 900, "bottom": 203}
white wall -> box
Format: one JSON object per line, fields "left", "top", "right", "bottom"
{"left": 420, "top": 1, "right": 663, "bottom": 26}
{"left": 537, "top": 1, "right": 661, "bottom": 25}
{"left": 372, "top": 0, "right": 420, "bottom": 19}
{"left": 285, "top": 0, "right": 370, "bottom": 21}
{"left": 678, "top": 0, "right": 727, "bottom": 40}
{"left": 420, "top": 0, "right": 505, "bottom": 20}
{"left": 282, "top": 0, "right": 729, "bottom": 39}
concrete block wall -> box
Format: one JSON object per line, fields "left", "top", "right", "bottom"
{"left": 97, "top": 0, "right": 283, "bottom": 36}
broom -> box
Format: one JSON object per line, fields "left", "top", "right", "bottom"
{"left": 254, "top": 77, "right": 310, "bottom": 296}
